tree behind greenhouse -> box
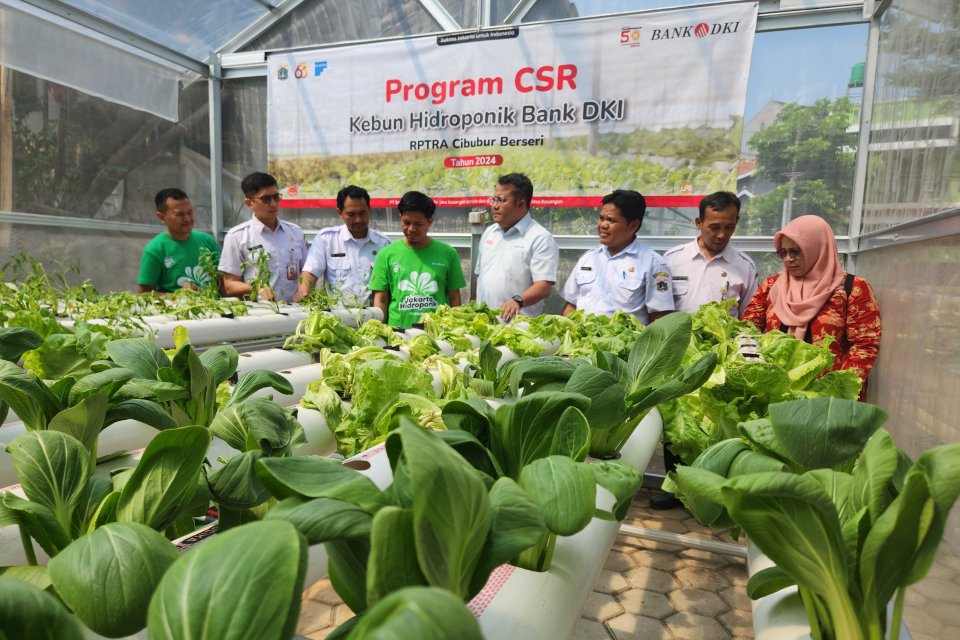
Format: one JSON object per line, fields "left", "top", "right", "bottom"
{"left": 741, "top": 97, "right": 857, "bottom": 235}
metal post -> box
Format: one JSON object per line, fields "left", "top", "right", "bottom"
{"left": 619, "top": 524, "right": 747, "bottom": 558}
{"left": 468, "top": 207, "right": 487, "bottom": 301}
{"left": 209, "top": 52, "right": 224, "bottom": 240}
{"left": 847, "top": 15, "right": 882, "bottom": 269}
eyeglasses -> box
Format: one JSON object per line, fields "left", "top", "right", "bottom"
{"left": 776, "top": 247, "right": 802, "bottom": 259}
{"left": 252, "top": 194, "right": 282, "bottom": 204}
{"left": 489, "top": 196, "right": 510, "bottom": 206}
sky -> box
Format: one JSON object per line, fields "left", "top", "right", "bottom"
{"left": 568, "top": 0, "right": 870, "bottom": 120}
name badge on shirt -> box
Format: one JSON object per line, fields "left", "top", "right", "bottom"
{"left": 580, "top": 266, "right": 592, "bottom": 271}
{"left": 330, "top": 252, "right": 346, "bottom": 257}
{"left": 247, "top": 244, "right": 263, "bottom": 252}
{"left": 286, "top": 263, "right": 297, "bottom": 280}
{"left": 672, "top": 276, "right": 688, "bottom": 281}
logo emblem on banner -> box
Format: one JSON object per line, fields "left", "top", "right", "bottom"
{"left": 314, "top": 61, "right": 328, "bottom": 77}
{"left": 694, "top": 23, "right": 710, "bottom": 38}
{"left": 276, "top": 65, "right": 289, "bottom": 80}
{"left": 619, "top": 27, "right": 642, "bottom": 47}
{"left": 295, "top": 63, "right": 309, "bottom": 79}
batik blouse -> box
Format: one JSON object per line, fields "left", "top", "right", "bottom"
{"left": 742, "top": 274, "right": 881, "bottom": 381}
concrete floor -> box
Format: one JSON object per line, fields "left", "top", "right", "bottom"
{"left": 294, "top": 488, "right": 960, "bottom": 639}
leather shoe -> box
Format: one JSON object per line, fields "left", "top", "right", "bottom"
{"left": 649, "top": 492, "right": 683, "bottom": 510}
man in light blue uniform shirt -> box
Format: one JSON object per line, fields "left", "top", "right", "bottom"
{"left": 294, "top": 185, "right": 390, "bottom": 305}
{"left": 561, "top": 190, "right": 674, "bottom": 324}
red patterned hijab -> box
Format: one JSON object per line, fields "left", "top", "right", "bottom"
{"left": 770, "top": 215, "right": 845, "bottom": 340}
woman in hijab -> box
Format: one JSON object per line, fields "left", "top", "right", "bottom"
{"left": 742, "top": 215, "right": 881, "bottom": 384}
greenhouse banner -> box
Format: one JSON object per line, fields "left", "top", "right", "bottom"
{"left": 267, "top": 2, "right": 758, "bottom": 209}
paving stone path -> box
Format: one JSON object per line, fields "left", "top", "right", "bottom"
{"left": 295, "top": 487, "right": 959, "bottom": 639}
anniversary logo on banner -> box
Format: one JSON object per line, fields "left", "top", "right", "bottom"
{"left": 267, "top": 2, "right": 758, "bottom": 209}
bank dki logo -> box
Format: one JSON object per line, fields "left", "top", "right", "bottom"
{"left": 276, "top": 65, "right": 289, "bottom": 80}
{"left": 619, "top": 27, "right": 642, "bottom": 47}
{"left": 694, "top": 22, "right": 709, "bottom": 38}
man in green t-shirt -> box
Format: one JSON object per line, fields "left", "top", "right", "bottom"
{"left": 370, "top": 191, "right": 465, "bottom": 328}
{"left": 137, "top": 188, "right": 221, "bottom": 294}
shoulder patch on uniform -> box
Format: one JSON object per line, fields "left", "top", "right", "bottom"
{"left": 655, "top": 271, "right": 670, "bottom": 293}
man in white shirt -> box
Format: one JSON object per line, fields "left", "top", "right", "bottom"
{"left": 652, "top": 191, "right": 758, "bottom": 510}
{"left": 662, "top": 191, "right": 759, "bottom": 318}
{"left": 293, "top": 185, "right": 390, "bottom": 305}
{"left": 219, "top": 172, "right": 308, "bottom": 303}
{"left": 561, "top": 190, "right": 674, "bottom": 324}
{"left": 474, "top": 173, "right": 559, "bottom": 322}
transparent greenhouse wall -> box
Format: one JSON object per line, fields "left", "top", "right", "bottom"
{"left": 861, "top": 1, "right": 960, "bottom": 232}
{"left": 856, "top": 236, "right": 960, "bottom": 548}
{"left": 0, "top": 67, "right": 212, "bottom": 292}
{"left": 855, "top": 0, "right": 960, "bottom": 550}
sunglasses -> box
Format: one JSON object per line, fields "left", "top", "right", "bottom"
{"left": 775, "top": 247, "right": 802, "bottom": 259}
{"left": 489, "top": 195, "right": 510, "bottom": 205}
{"left": 252, "top": 194, "right": 282, "bottom": 204}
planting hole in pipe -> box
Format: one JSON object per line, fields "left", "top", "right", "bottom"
{"left": 343, "top": 460, "right": 371, "bottom": 471}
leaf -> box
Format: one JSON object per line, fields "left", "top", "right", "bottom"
{"left": 627, "top": 312, "right": 691, "bottom": 386}
{"left": 148, "top": 520, "right": 306, "bottom": 640}
{"left": 670, "top": 466, "right": 734, "bottom": 528}
{"left": 0, "top": 565, "right": 51, "bottom": 591}
{"left": 115, "top": 426, "right": 210, "bottom": 531}
{"left": 327, "top": 538, "right": 371, "bottom": 613}
{"left": 727, "top": 450, "right": 787, "bottom": 476}
{"left": 858, "top": 467, "right": 933, "bottom": 622}
{"left": 439, "top": 398, "right": 496, "bottom": 446}
{"left": 115, "top": 379, "right": 190, "bottom": 403}
{"left": 1, "top": 493, "right": 72, "bottom": 557}
{"left": 67, "top": 368, "right": 136, "bottom": 405}
{"left": 722, "top": 473, "right": 851, "bottom": 608}
{"left": 49, "top": 522, "right": 178, "bottom": 637}
{"left": 209, "top": 398, "right": 306, "bottom": 456}
{"left": 103, "top": 399, "right": 177, "bottom": 431}
{"left": 737, "top": 418, "right": 796, "bottom": 467}
{"left": 402, "top": 420, "right": 491, "bottom": 599}
{"left": 205, "top": 451, "right": 271, "bottom": 510}
{"left": 769, "top": 398, "right": 888, "bottom": 469}
{"left": 591, "top": 460, "right": 642, "bottom": 521}
{"left": 518, "top": 456, "right": 595, "bottom": 536}
{"left": 432, "top": 430, "right": 503, "bottom": 480}
{"left": 847, "top": 429, "right": 901, "bottom": 526}
{"left": 105, "top": 339, "right": 171, "bottom": 380}
{"left": 0, "top": 577, "right": 85, "bottom": 640}
{"left": 6, "top": 430, "right": 90, "bottom": 535}
{"left": 0, "top": 326, "right": 43, "bottom": 362}
{"left": 903, "top": 442, "right": 960, "bottom": 585}
{"left": 266, "top": 497, "right": 374, "bottom": 545}
{"left": 230, "top": 369, "right": 294, "bottom": 405}
{"left": 747, "top": 566, "right": 795, "bottom": 599}
{"left": 493, "top": 392, "right": 591, "bottom": 478}
{"left": 47, "top": 393, "right": 108, "bottom": 456}
{"left": 257, "top": 456, "right": 386, "bottom": 513}
{"left": 198, "top": 345, "right": 239, "bottom": 387}
{"left": 473, "top": 477, "right": 546, "bottom": 580}
{"left": 365, "top": 506, "right": 427, "bottom": 607}
{"left": 71, "top": 474, "right": 114, "bottom": 538}
{"left": 692, "top": 438, "right": 750, "bottom": 476}
{"left": 564, "top": 364, "right": 626, "bottom": 432}
{"left": 345, "top": 586, "right": 482, "bottom": 640}
{"left": 0, "top": 360, "right": 60, "bottom": 430}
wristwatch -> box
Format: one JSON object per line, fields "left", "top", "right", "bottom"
{"left": 512, "top": 294, "right": 524, "bottom": 308}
